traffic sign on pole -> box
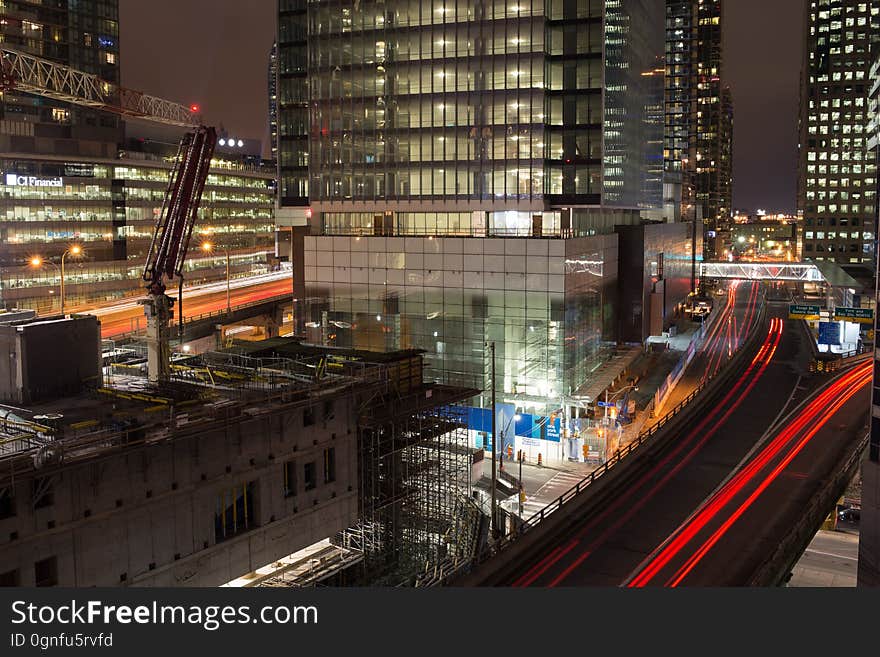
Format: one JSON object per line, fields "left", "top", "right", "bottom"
{"left": 833, "top": 307, "right": 874, "bottom": 324}
{"left": 818, "top": 321, "right": 842, "bottom": 346}
{"left": 789, "top": 304, "right": 821, "bottom": 320}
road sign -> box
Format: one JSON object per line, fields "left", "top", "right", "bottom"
{"left": 818, "top": 321, "right": 842, "bottom": 346}
{"left": 597, "top": 401, "right": 614, "bottom": 408}
{"left": 789, "top": 304, "right": 821, "bottom": 320}
{"left": 833, "top": 307, "right": 874, "bottom": 324}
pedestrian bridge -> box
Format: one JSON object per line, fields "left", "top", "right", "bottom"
{"left": 701, "top": 260, "right": 862, "bottom": 290}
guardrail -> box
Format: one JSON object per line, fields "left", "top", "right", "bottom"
{"left": 455, "top": 295, "right": 769, "bottom": 580}
{"left": 747, "top": 429, "right": 869, "bottom": 587}
{"left": 182, "top": 293, "right": 291, "bottom": 325}
{"left": 103, "top": 293, "right": 292, "bottom": 342}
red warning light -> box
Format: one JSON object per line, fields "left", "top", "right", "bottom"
{"left": 190, "top": 104, "right": 200, "bottom": 113}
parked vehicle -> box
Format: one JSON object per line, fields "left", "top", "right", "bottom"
{"left": 838, "top": 507, "right": 860, "bottom": 524}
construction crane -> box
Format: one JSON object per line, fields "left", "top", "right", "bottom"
{"left": 1, "top": 46, "right": 218, "bottom": 384}
{"left": 0, "top": 46, "right": 199, "bottom": 127}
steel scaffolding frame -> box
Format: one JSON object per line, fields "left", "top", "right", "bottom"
{"left": 336, "top": 390, "right": 484, "bottom": 585}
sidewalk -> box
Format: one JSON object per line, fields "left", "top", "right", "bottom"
{"left": 493, "top": 317, "right": 712, "bottom": 512}
{"left": 475, "top": 456, "right": 601, "bottom": 521}
{"left": 471, "top": 314, "right": 720, "bottom": 524}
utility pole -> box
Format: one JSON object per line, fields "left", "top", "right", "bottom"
{"left": 490, "top": 341, "right": 497, "bottom": 537}
{"left": 225, "top": 249, "right": 231, "bottom": 314}
{"left": 691, "top": 215, "right": 698, "bottom": 294}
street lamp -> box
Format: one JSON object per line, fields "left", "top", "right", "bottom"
{"left": 30, "top": 244, "right": 82, "bottom": 315}
{"left": 201, "top": 241, "right": 231, "bottom": 313}
{"left": 603, "top": 383, "right": 639, "bottom": 425}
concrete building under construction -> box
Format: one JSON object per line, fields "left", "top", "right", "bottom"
{"left": 0, "top": 327, "right": 482, "bottom": 587}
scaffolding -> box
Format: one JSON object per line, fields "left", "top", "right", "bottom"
{"left": 335, "top": 384, "right": 485, "bottom": 586}
{"left": 100, "top": 335, "right": 487, "bottom": 586}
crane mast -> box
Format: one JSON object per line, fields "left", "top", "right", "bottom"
{"left": 140, "top": 126, "right": 217, "bottom": 383}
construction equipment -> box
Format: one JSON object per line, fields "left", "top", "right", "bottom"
{"left": 1, "top": 46, "right": 217, "bottom": 384}
{"left": 140, "top": 127, "right": 217, "bottom": 382}
{"left": 0, "top": 46, "right": 198, "bottom": 127}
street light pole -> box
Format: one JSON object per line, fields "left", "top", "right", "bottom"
{"left": 32, "top": 245, "right": 81, "bottom": 316}
{"left": 201, "top": 241, "right": 231, "bottom": 315}
{"left": 225, "top": 249, "right": 231, "bottom": 314}
{"left": 490, "top": 341, "right": 497, "bottom": 537}
{"left": 60, "top": 250, "right": 67, "bottom": 316}
{"left": 518, "top": 451, "right": 523, "bottom": 516}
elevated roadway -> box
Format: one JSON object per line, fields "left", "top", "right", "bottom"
{"left": 74, "top": 272, "right": 293, "bottom": 339}
{"left": 460, "top": 284, "right": 863, "bottom": 586}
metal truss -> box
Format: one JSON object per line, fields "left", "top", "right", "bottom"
{"left": 1, "top": 47, "right": 198, "bottom": 128}
{"left": 701, "top": 261, "right": 826, "bottom": 283}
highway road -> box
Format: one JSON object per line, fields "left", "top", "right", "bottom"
{"left": 511, "top": 291, "right": 827, "bottom": 586}
{"left": 647, "top": 281, "right": 761, "bottom": 420}
{"left": 79, "top": 272, "right": 293, "bottom": 339}
{"left": 626, "top": 359, "right": 870, "bottom": 587}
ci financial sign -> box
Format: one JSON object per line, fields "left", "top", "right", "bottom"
{"left": 5, "top": 173, "right": 63, "bottom": 187}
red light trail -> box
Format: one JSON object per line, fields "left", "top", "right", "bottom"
{"left": 512, "top": 314, "right": 782, "bottom": 587}
{"left": 628, "top": 360, "right": 871, "bottom": 587}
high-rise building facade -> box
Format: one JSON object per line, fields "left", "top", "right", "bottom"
{"left": 663, "top": 0, "right": 732, "bottom": 258}
{"left": 275, "top": 0, "right": 695, "bottom": 430}
{"left": 0, "top": 2, "right": 277, "bottom": 313}
{"left": 664, "top": 0, "right": 695, "bottom": 224}
{"left": 269, "top": 41, "right": 279, "bottom": 160}
{"left": 295, "top": 0, "right": 665, "bottom": 224}
{"left": 798, "top": 0, "right": 879, "bottom": 265}
{"left": 0, "top": 147, "right": 277, "bottom": 312}
{"left": 276, "top": 0, "right": 309, "bottom": 210}
{"left": 0, "top": 0, "right": 122, "bottom": 155}
{"left": 858, "top": 50, "right": 880, "bottom": 587}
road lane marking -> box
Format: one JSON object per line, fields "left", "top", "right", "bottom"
{"left": 804, "top": 549, "right": 858, "bottom": 562}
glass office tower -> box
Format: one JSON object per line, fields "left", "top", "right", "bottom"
{"left": 664, "top": 0, "right": 732, "bottom": 256}
{"left": 858, "top": 50, "right": 880, "bottom": 587}
{"left": 0, "top": 0, "right": 122, "bottom": 150}
{"left": 282, "top": 0, "right": 667, "bottom": 416}
{"left": 799, "top": 0, "right": 880, "bottom": 265}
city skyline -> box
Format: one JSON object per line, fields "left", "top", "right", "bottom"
{"left": 119, "top": 0, "right": 804, "bottom": 213}
{"left": 0, "top": 0, "right": 876, "bottom": 600}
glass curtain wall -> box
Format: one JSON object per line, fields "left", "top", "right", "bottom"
{"left": 308, "top": 0, "right": 548, "bottom": 207}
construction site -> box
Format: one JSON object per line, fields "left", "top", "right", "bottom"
{"left": 0, "top": 310, "right": 485, "bottom": 587}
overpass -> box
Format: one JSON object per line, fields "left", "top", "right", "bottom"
{"left": 701, "top": 259, "right": 862, "bottom": 290}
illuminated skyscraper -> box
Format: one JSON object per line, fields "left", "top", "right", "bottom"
{"left": 0, "top": 1, "right": 122, "bottom": 152}
{"left": 275, "top": 1, "right": 697, "bottom": 430}
{"left": 858, "top": 50, "right": 880, "bottom": 587}
{"left": 269, "top": 41, "right": 279, "bottom": 160}
{"left": 798, "top": 0, "right": 880, "bottom": 265}
{"left": 664, "top": 0, "right": 732, "bottom": 257}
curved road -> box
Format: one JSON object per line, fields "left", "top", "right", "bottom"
{"left": 512, "top": 294, "right": 823, "bottom": 587}
{"left": 627, "top": 360, "right": 870, "bottom": 586}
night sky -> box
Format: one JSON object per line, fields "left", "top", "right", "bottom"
{"left": 120, "top": 0, "right": 805, "bottom": 214}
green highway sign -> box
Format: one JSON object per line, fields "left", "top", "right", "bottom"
{"left": 789, "top": 304, "right": 821, "bottom": 320}
{"left": 833, "top": 307, "right": 874, "bottom": 324}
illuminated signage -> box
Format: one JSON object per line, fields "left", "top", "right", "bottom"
{"left": 5, "top": 173, "right": 64, "bottom": 188}
{"left": 789, "top": 304, "right": 821, "bottom": 320}
{"left": 833, "top": 307, "right": 874, "bottom": 324}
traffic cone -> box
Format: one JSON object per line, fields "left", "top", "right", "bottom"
{"left": 537, "top": 453, "right": 543, "bottom": 467}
